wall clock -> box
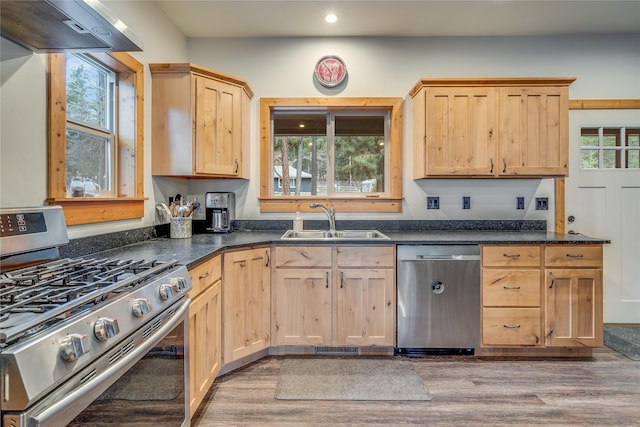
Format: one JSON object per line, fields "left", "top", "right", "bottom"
{"left": 314, "top": 55, "right": 347, "bottom": 88}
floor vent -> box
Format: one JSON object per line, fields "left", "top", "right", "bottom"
{"left": 315, "top": 346, "right": 358, "bottom": 355}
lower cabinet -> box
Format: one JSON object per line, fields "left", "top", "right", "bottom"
{"left": 544, "top": 245, "right": 603, "bottom": 347}
{"left": 481, "top": 244, "right": 603, "bottom": 351}
{"left": 272, "top": 245, "right": 395, "bottom": 347}
{"left": 188, "top": 254, "right": 222, "bottom": 418}
{"left": 222, "top": 247, "right": 271, "bottom": 364}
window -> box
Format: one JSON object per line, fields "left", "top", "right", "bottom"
{"left": 580, "top": 127, "right": 640, "bottom": 169}
{"left": 66, "top": 54, "right": 115, "bottom": 197}
{"left": 48, "top": 53, "right": 145, "bottom": 225}
{"left": 260, "top": 98, "right": 403, "bottom": 213}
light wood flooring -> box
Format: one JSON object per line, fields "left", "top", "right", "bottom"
{"left": 192, "top": 347, "right": 640, "bottom": 426}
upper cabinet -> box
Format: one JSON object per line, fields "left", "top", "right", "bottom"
{"left": 150, "top": 63, "right": 253, "bottom": 178}
{"left": 410, "top": 78, "right": 575, "bottom": 178}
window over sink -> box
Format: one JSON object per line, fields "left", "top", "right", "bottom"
{"left": 260, "top": 97, "right": 403, "bottom": 213}
{"left": 47, "top": 52, "right": 145, "bottom": 225}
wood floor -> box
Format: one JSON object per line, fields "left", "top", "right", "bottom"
{"left": 192, "top": 347, "right": 640, "bottom": 426}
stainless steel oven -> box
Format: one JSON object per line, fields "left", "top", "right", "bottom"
{"left": 0, "top": 206, "right": 192, "bottom": 427}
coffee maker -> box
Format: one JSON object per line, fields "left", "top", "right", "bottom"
{"left": 205, "top": 192, "right": 235, "bottom": 233}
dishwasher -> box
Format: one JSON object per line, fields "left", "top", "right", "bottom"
{"left": 396, "top": 245, "right": 480, "bottom": 356}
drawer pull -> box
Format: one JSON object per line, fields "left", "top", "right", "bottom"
{"left": 265, "top": 250, "right": 271, "bottom": 267}
{"left": 198, "top": 272, "right": 210, "bottom": 280}
{"left": 325, "top": 271, "right": 329, "bottom": 289}
{"left": 503, "top": 324, "right": 521, "bottom": 329}
{"left": 548, "top": 271, "right": 555, "bottom": 289}
{"left": 566, "top": 253, "right": 584, "bottom": 258}
{"left": 503, "top": 285, "right": 521, "bottom": 290}
{"left": 340, "top": 271, "right": 345, "bottom": 288}
{"left": 503, "top": 253, "right": 521, "bottom": 258}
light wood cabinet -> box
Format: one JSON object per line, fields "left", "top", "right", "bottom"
{"left": 222, "top": 247, "right": 271, "bottom": 364}
{"left": 188, "top": 254, "right": 222, "bottom": 418}
{"left": 150, "top": 63, "right": 253, "bottom": 178}
{"left": 481, "top": 244, "right": 604, "bottom": 350}
{"left": 272, "top": 245, "right": 395, "bottom": 347}
{"left": 544, "top": 245, "right": 603, "bottom": 347}
{"left": 481, "top": 245, "right": 542, "bottom": 347}
{"left": 410, "top": 78, "right": 574, "bottom": 178}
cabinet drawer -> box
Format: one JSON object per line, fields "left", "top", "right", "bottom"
{"left": 482, "top": 308, "right": 541, "bottom": 346}
{"left": 274, "top": 246, "right": 332, "bottom": 268}
{"left": 337, "top": 246, "right": 395, "bottom": 267}
{"left": 189, "top": 254, "right": 222, "bottom": 297}
{"left": 482, "top": 245, "right": 541, "bottom": 267}
{"left": 482, "top": 269, "right": 540, "bottom": 307}
{"left": 544, "top": 245, "right": 603, "bottom": 268}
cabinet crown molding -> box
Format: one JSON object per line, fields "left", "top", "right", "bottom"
{"left": 409, "top": 77, "right": 576, "bottom": 97}
{"left": 150, "top": 63, "right": 254, "bottom": 98}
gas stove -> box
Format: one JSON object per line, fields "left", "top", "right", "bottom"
{"left": 0, "top": 206, "right": 192, "bottom": 426}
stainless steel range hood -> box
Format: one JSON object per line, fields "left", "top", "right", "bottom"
{"left": 0, "top": 0, "right": 142, "bottom": 53}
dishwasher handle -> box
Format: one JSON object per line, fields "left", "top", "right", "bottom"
{"left": 413, "top": 254, "right": 481, "bottom": 261}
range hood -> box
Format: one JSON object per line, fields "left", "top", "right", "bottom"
{"left": 0, "top": 0, "right": 142, "bottom": 53}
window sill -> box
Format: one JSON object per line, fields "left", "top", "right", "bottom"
{"left": 259, "top": 197, "right": 402, "bottom": 213}
{"left": 47, "top": 198, "right": 146, "bottom": 225}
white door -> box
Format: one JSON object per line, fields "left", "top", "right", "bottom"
{"left": 566, "top": 109, "right": 640, "bottom": 324}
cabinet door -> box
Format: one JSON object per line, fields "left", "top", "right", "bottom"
{"left": 188, "top": 280, "right": 221, "bottom": 418}
{"left": 335, "top": 268, "right": 395, "bottom": 346}
{"left": 195, "top": 76, "right": 242, "bottom": 176}
{"left": 545, "top": 268, "right": 603, "bottom": 347}
{"left": 498, "top": 86, "right": 569, "bottom": 176}
{"left": 420, "top": 87, "right": 496, "bottom": 176}
{"left": 223, "top": 248, "right": 271, "bottom": 363}
{"left": 272, "top": 268, "right": 332, "bottom": 345}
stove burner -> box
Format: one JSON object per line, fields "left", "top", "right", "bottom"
{"left": 0, "top": 257, "right": 178, "bottom": 346}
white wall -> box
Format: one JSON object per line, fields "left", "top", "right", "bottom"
{"left": 1, "top": 0, "right": 638, "bottom": 237}
{"left": 185, "top": 34, "right": 639, "bottom": 225}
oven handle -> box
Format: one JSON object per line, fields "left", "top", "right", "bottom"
{"left": 30, "top": 298, "right": 190, "bottom": 427}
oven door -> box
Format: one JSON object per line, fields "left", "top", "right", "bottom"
{"left": 3, "top": 298, "right": 190, "bottom": 427}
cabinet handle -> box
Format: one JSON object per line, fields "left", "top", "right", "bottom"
{"left": 489, "top": 157, "right": 494, "bottom": 174}
{"left": 502, "top": 285, "right": 521, "bottom": 290}
{"left": 234, "top": 158, "right": 239, "bottom": 174}
{"left": 502, "top": 158, "right": 507, "bottom": 173}
{"left": 340, "top": 271, "right": 345, "bottom": 288}
{"left": 198, "top": 272, "right": 210, "bottom": 280}
{"left": 566, "top": 253, "right": 584, "bottom": 258}
{"left": 265, "top": 250, "right": 270, "bottom": 267}
{"left": 548, "top": 271, "right": 555, "bottom": 289}
{"left": 503, "top": 253, "right": 521, "bottom": 258}
{"left": 503, "top": 324, "right": 521, "bottom": 329}
{"left": 325, "top": 271, "right": 329, "bottom": 289}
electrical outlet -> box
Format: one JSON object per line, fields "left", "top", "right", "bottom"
{"left": 427, "top": 196, "right": 440, "bottom": 210}
{"left": 462, "top": 196, "right": 471, "bottom": 210}
{"left": 517, "top": 196, "right": 525, "bottom": 210}
{"left": 535, "top": 197, "right": 549, "bottom": 210}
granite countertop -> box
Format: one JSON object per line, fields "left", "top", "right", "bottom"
{"left": 89, "top": 229, "right": 610, "bottom": 269}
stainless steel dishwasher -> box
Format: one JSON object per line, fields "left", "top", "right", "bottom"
{"left": 396, "top": 245, "right": 480, "bottom": 355}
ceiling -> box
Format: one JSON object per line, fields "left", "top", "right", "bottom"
{"left": 155, "top": 0, "right": 640, "bottom": 39}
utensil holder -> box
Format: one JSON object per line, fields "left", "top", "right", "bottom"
{"left": 170, "top": 217, "right": 192, "bottom": 239}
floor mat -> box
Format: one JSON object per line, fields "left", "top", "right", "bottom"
{"left": 275, "top": 357, "right": 432, "bottom": 401}
{"left": 604, "top": 325, "right": 640, "bottom": 361}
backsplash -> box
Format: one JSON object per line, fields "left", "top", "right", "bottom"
{"left": 59, "top": 220, "right": 546, "bottom": 258}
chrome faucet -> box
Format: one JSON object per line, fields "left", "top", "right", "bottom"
{"left": 309, "top": 201, "right": 336, "bottom": 235}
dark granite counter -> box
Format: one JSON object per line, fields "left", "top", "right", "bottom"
{"left": 85, "top": 229, "right": 609, "bottom": 269}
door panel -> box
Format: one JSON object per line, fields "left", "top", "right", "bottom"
{"left": 565, "top": 109, "right": 640, "bottom": 323}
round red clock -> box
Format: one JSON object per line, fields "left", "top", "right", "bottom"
{"left": 314, "top": 55, "right": 347, "bottom": 88}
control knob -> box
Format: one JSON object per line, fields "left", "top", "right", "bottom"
{"left": 132, "top": 298, "right": 152, "bottom": 318}
{"left": 94, "top": 317, "right": 120, "bottom": 342}
{"left": 59, "top": 334, "right": 88, "bottom": 362}
{"left": 171, "top": 277, "right": 187, "bottom": 292}
{"left": 159, "top": 283, "right": 175, "bottom": 301}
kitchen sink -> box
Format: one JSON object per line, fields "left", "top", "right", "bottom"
{"left": 280, "top": 229, "right": 390, "bottom": 240}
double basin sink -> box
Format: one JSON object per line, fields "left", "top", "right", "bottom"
{"left": 280, "top": 229, "right": 390, "bottom": 240}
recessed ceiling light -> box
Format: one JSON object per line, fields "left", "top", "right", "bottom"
{"left": 325, "top": 14, "right": 338, "bottom": 24}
